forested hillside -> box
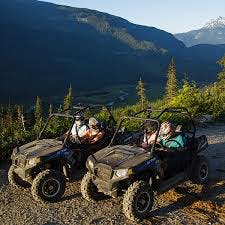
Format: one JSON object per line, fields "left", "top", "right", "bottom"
{"left": 1, "top": 54, "right": 225, "bottom": 161}
{"left": 0, "top": 0, "right": 225, "bottom": 104}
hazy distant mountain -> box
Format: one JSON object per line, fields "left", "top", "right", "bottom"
{"left": 175, "top": 16, "right": 225, "bottom": 47}
{"left": 0, "top": 0, "right": 224, "bottom": 104}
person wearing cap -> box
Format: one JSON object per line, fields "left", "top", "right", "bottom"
{"left": 81, "top": 117, "right": 105, "bottom": 144}
{"left": 71, "top": 114, "right": 89, "bottom": 144}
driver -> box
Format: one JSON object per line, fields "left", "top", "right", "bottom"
{"left": 141, "top": 121, "right": 158, "bottom": 150}
{"left": 71, "top": 114, "right": 89, "bottom": 143}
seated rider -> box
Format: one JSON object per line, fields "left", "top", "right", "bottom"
{"left": 141, "top": 121, "right": 186, "bottom": 150}
{"left": 71, "top": 114, "right": 89, "bottom": 144}
{"left": 141, "top": 121, "right": 158, "bottom": 150}
{"left": 80, "top": 117, "right": 105, "bottom": 144}
{"left": 158, "top": 122, "right": 186, "bottom": 150}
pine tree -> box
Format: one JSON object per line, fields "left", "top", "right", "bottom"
{"left": 6, "top": 104, "right": 13, "bottom": 134}
{"left": 16, "top": 105, "right": 25, "bottom": 130}
{"left": 34, "top": 96, "right": 42, "bottom": 131}
{"left": 63, "top": 84, "right": 74, "bottom": 111}
{"left": 136, "top": 77, "right": 148, "bottom": 110}
{"left": 166, "top": 58, "right": 177, "bottom": 100}
{"left": 49, "top": 104, "right": 53, "bottom": 116}
{"left": 0, "top": 105, "right": 4, "bottom": 133}
{"left": 218, "top": 55, "right": 225, "bottom": 81}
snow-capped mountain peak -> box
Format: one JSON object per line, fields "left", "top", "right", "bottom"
{"left": 203, "top": 16, "right": 225, "bottom": 29}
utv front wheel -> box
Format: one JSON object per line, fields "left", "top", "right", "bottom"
{"left": 31, "top": 169, "right": 66, "bottom": 203}
{"left": 193, "top": 156, "right": 210, "bottom": 184}
{"left": 123, "top": 181, "right": 154, "bottom": 221}
{"left": 81, "top": 172, "right": 103, "bottom": 202}
{"left": 8, "top": 165, "right": 31, "bottom": 189}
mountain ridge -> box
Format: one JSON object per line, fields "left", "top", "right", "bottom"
{"left": 203, "top": 16, "right": 225, "bottom": 29}
{"left": 175, "top": 16, "right": 225, "bottom": 47}
{"left": 0, "top": 0, "right": 224, "bottom": 104}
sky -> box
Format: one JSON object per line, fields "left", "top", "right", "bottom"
{"left": 41, "top": 0, "right": 225, "bottom": 33}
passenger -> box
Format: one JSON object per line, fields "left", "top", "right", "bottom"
{"left": 159, "top": 122, "right": 186, "bottom": 149}
{"left": 81, "top": 117, "right": 105, "bottom": 144}
{"left": 71, "top": 114, "right": 89, "bottom": 144}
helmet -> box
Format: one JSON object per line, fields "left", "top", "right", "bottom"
{"left": 75, "top": 113, "right": 84, "bottom": 121}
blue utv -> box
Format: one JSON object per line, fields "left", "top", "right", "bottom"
{"left": 8, "top": 104, "right": 117, "bottom": 203}
{"left": 81, "top": 107, "right": 209, "bottom": 221}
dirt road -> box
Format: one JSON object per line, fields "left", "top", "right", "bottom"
{"left": 0, "top": 125, "right": 225, "bottom": 225}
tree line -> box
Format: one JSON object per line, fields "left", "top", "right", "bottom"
{"left": 0, "top": 55, "right": 225, "bottom": 161}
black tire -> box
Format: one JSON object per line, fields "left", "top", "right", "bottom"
{"left": 81, "top": 172, "right": 103, "bottom": 202}
{"left": 31, "top": 169, "right": 66, "bottom": 203}
{"left": 123, "top": 180, "right": 154, "bottom": 222}
{"left": 192, "top": 156, "right": 210, "bottom": 184}
{"left": 8, "top": 165, "right": 31, "bottom": 189}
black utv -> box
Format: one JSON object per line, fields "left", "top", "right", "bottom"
{"left": 8, "top": 104, "right": 117, "bottom": 203}
{"left": 81, "top": 107, "right": 209, "bottom": 221}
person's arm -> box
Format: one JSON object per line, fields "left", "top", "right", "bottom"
{"left": 78, "top": 128, "right": 91, "bottom": 144}
{"left": 89, "top": 131, "right": 105, "bottom": 144}
{"left": 141, "top": 132, "right": 157, "bottom": 149}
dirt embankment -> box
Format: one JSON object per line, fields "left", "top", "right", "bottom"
{"left": 0, "top": 125, "right": 225, "bottom": 225}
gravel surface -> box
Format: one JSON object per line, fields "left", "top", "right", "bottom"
{"left": 0, "top": 124, "right": 225, "bottom": 225}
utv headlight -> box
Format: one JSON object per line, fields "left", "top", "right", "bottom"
{"left": 87, "top": 159, "right": 94, "bottom": 170}
{"left": 114, "top": 168, "right": 132, "bottom": 178}
{"left": 27, "top": 158, "right": 41, "bottom": 166}
{"left": 12, "top": 147, "right": 19, "bottom": 156}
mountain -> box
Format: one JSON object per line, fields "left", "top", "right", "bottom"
{"left": 175, "top": 16, "right": 225, "bottom": 47}
{"left": 0, "top": 0, "right": 224, "bottom": 105}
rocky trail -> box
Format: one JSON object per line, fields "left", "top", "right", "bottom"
{"left": 0, "top": 124, "right": 225, "bottom": 225}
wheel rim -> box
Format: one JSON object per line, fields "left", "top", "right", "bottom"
{"left": 199, "top": 163, "right": 208, "bottom": 180}
{"left": 42, "top": 178, "right": 60, "bottom": 198}
{"left": 135, "top": 191, "right": 151, "bottom": 213}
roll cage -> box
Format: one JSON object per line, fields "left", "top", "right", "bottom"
{"left": 38, "top": 103, "right": 116, "bottom": 146}
{"left": 109, "top": 107, "right": 196, "bottom": 153}
{"left": 152, "top": 107, "right": 196, "bottom": 137}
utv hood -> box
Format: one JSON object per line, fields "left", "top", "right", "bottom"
{"left": 92, "top": 145, "right": 151, "bottom": 169}
{"left": 15, "top": 139, "right": 63, "bottom": 158}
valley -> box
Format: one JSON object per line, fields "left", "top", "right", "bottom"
{"left": 0, "top": 0, "right": 224, "bottom": 105}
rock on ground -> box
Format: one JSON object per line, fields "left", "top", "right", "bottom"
{"left": 0, "top": 124, "right": 225, "bottom": 225}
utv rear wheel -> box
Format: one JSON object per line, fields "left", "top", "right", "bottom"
{"left": 193, "top": 156, "right": 210, "bottom": 184}
{"left": 31, "top": 169, "right": 66, "bottom": 203}
{"left": 81, "top": 172, "right": 103, "bottom": 202}
{"left": 123, "top": 181, "right": 154, "bottom": 221}
{"left": 8, "top": 165, "right": 31, "bottom": 189}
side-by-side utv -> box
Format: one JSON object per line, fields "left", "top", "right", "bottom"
{"left": 81, "top": 107, "right": 209, "bottom": 221}
{"left": 8, "top": 104, "right": 117, "bottom": 203}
